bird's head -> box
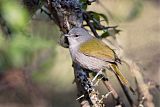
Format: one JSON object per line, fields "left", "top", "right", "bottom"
{"left": 65, "top": 27, "right": 93, "bottom": 46}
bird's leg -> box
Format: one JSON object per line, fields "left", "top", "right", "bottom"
{"left": 92, "top": 69, "right": 103, "bottom": 82}
{"left": 93, "top": 76, "right": 104, "bottom": 86}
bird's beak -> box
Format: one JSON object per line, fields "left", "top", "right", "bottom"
{"left": 65, "top": 34, "right": 70, "bottom": 37}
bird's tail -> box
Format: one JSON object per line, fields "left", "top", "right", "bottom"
{"left": 110, "top": 63, "right": 135, "bottom": 94}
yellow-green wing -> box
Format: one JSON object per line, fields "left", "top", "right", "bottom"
{"left": 79, "top": 38, "right": 116, "bottom": 62}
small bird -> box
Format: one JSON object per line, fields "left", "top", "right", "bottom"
{"left": 66, "top": 27, "right": 134, "bottom": 93}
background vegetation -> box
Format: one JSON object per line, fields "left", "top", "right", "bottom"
{"left": 0, "top": 0, "right": 159, "bottom": 107}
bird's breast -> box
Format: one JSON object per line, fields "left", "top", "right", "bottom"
{"left": 69, "top": 46, "right": 107, "bottom": 72}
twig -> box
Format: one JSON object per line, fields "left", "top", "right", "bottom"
{"left": 125, "top": 59, "right": 154, "bottom": 107}
{"left": 102, "top": 80, "right": 124, "bottom": 106}
{"left": 99, "top": 91, "right": 112, "bottom": 104}
{"left": 40, "top": 5, "right": 54, "bottom": 20}
{"left": 47, "top": 0, "right": 61, "bottom": 29}
{"left": 83, "top": 12, "right": 99, "bottom": 38}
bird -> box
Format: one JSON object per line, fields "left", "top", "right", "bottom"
{"left": 66, "top": 27, "right": 134, "bottom": 93}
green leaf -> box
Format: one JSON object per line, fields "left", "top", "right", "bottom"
{"left": 88, "top": 11, "right": 109, "bottom": 24}
{"left": 80, "top": 0, "right": 88, "bottom": 2}
{"left": 98, "top": 13, "right": 109, "bottom": 24}
{"left": 101, "top": 31, "right": 110, "bottom": 38}
{"left": 108, "top": 28, "right": 121, "bottom": 36}
{"left": 80, "top": 0, "right": 88, "bottom": 10}
{"left": 90, "top": 12, "right": 100, "bottom": 22}
{"left": 101, "top": 27, "right": 121, "bottom": 38}
{"left": 82, "top": 4, "right": 88, "bottom": 10}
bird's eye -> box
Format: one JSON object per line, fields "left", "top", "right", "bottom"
{"left": 75, "top": 34, "right": 79, "bottom": 37}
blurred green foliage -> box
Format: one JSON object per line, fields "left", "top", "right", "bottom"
{"left": 126, "top": 0, "right": 143, "bottom": 21}
{"left": 0, "top": 0, "right": 29, "bottom": 32}
{"left": 0, "top": 34, "right": 55, "bottom": 70}
{"left": 117, "top": 0, "right": 144, "bottom": 21}
{"left": 0, "top": 0, "right": 56, "bottom": 73}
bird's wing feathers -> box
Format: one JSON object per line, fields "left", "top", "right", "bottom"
{"left": 79, "top": 38, "right": 116, "bottom": 62}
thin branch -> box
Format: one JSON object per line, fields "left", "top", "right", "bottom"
{"left": 125, "top": 59, "right": 154, "bottom": 107}
{"left": 83, "top": 12, "right": 99, "bottom": 38}
{"left": 102, "top": 80, "right": 124, "bottom": 107}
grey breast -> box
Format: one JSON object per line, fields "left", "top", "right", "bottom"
{"left": 69, "top": 46, "right": 107, "bottom": 72}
